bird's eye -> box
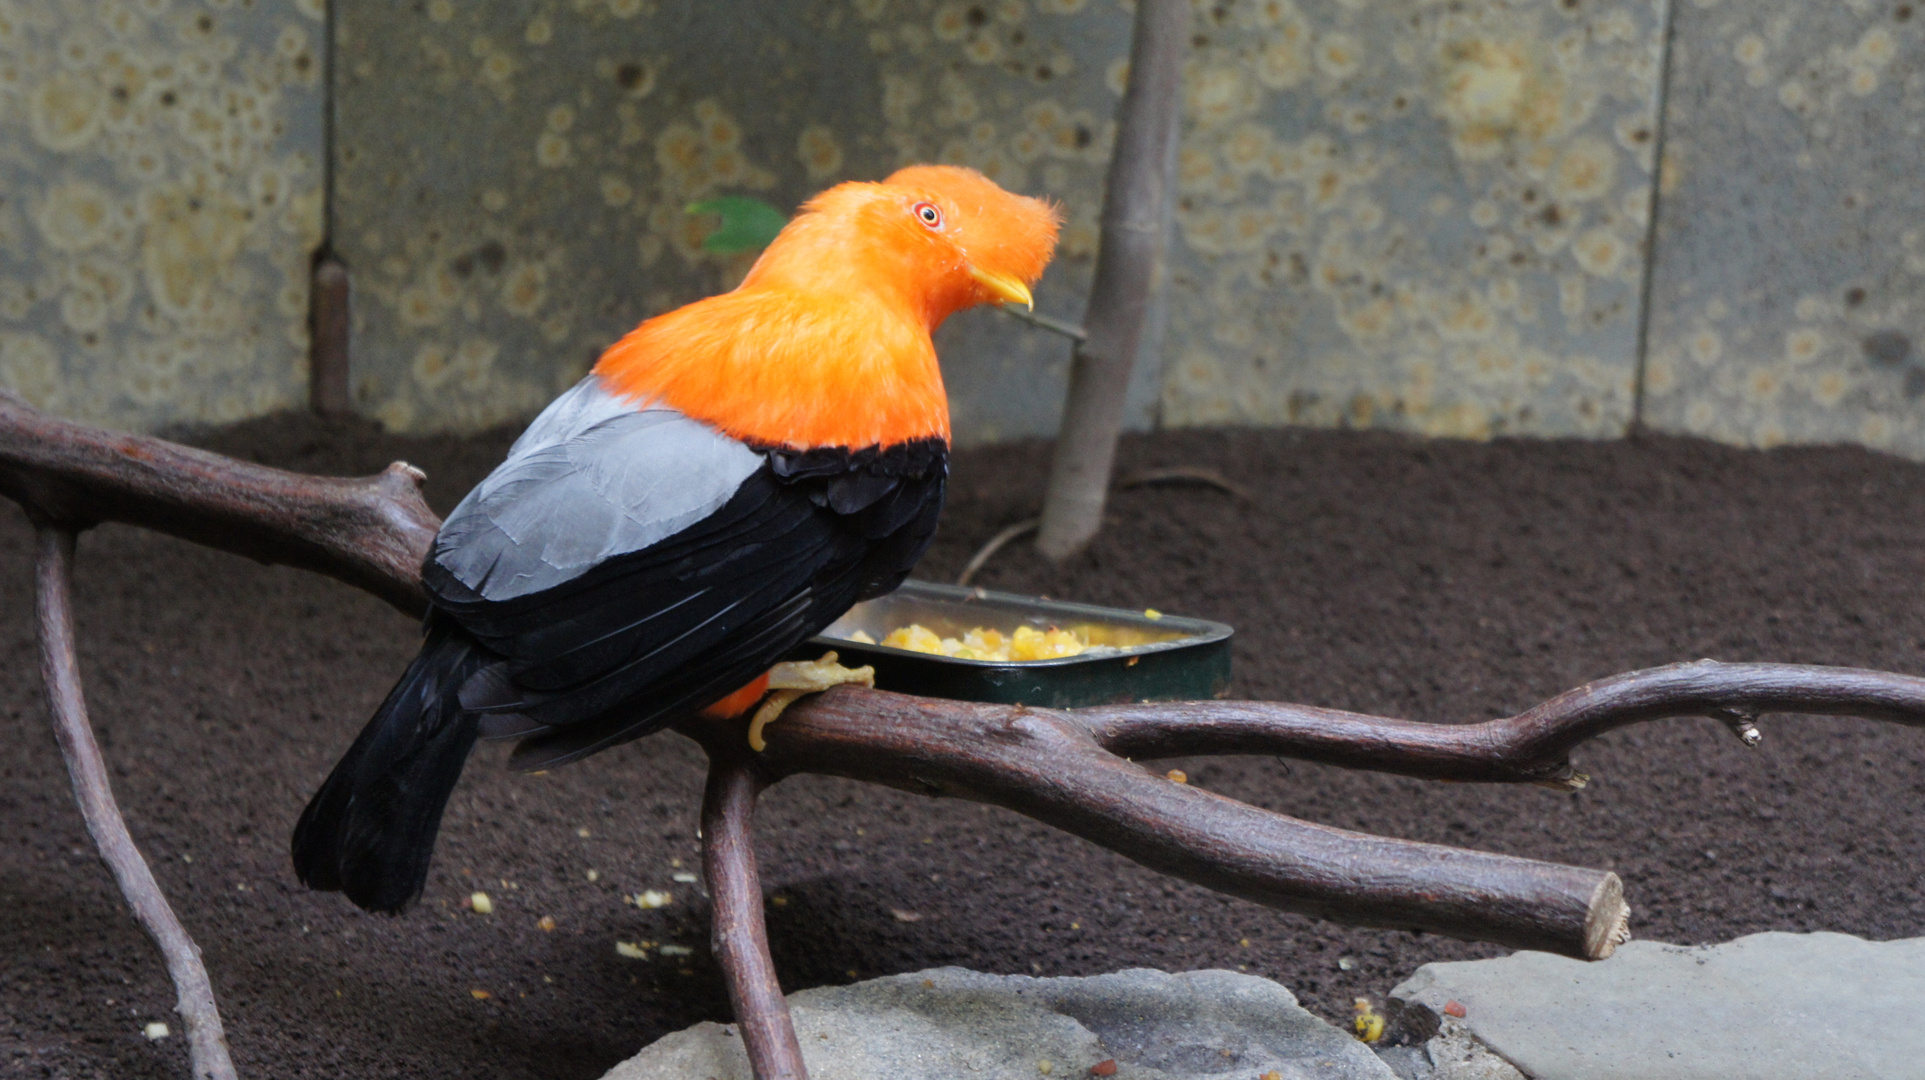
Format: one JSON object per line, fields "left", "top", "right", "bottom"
{"left": 913, "top": 202, "right": 943, "bottom": 229}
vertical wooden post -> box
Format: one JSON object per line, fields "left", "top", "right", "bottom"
{"left": 1034, "top": 0, "right": 1188, "bottom": 561}
{"left": 309, "top": 257, "right": 352, "bottom": 416}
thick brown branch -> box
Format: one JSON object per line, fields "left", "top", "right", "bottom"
{"left": 35, "top": 525, "right": 238, "bottom": 1080}
{"left": 691, "top": 691, "right": 1631, "bottom": 960}
{"left": 701, "top": 755, "right": 809, "bottom": 1080}
{"left": 1076, "top": 660, "right": 1925, "bottom": 784}
{"left": 0, "top": 391, "right": 436, "bottom": 616}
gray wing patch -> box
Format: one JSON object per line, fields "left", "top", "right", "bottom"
{"left": 433, "top": 377, "right": 763, "bottom": 601}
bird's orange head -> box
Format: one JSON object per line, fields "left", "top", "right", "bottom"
{"left": 596, "top": 166, "right": 1060, "bottom": 450}
{"left": 743, "top": 165, "right": 1062, "bottom": 327}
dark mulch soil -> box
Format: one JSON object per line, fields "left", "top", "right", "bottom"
{"left": 7, "top": 415, "right": 1925, "bottom": 1079}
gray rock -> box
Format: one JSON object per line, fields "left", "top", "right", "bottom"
{"left": 1389, "top": 931, "right": 1925, "bottom": 1080}
{"left": 604, "top": 967, "right": 1396, "bottom": 1080}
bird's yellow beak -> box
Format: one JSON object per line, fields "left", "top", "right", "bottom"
{"left": 970, "top": 266, "right": 1034, "bottom": 311}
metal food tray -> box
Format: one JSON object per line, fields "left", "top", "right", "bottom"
{"left": 796, "top": 580, "right": 1233, "bottom": 708}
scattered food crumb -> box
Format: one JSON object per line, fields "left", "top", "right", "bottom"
{"left": 1038, "top": 1059, "right": 1053, "bottom": 1075}
{"left": 1337, "top": 956, "right": 1356, "bottom": 971}
{"left": 771, "top": 895, "right": 789, "bottom": 907}
{"left": 615, "top": 941, "right": 649, "bottom": 960}
{"left": 469, "top": 891, "right": 494, "bottom": 915}
{"left": 1352, "top": 997, "right": 1385, "bottom": 1043}
{"left": 537, "top": 915, "right": 556, "bottom": 932}
{"left": 1165, "top": 769, "right": 1188, "bottom": 783}
{"left": 1090, "top": 1060, "right": 1117, "bottom": 1077}
{"left": 1261, "top": 1073, "right": 1282, "bottom": 1080}
{"left": 922, "top": 979, "right": 936, "bottom": 988}
{"left": 181, "top": 853, "right": 192, "bottom": 863}
{"left": 576, "top": 827, "right": 590, "bottom": 838}
{"left": 669, "top": 857, "right": 683, "bottom": 868}
{"left": 1238, "top": 937, "right": 1251, "bottom": 946}
{"left": 143, "top": 1022, "right": 169, "bottom": 1041}
{"left": 586, "top": 869, "right": 599, "bottom": 882}
{"left": 469, "top": 989, "right": 491, "bottom": 1000}
{"left": 671, "top": 871, "right": 698, "bottom": 883}
{"left": 635, "top": 889, "right": 673, "bottom": 909}
{"left": 1144, "top": 608, "right": 1162, "bottom": 620}
{"left": 659, "top": 944, "right": 694, "bottom": 957}
{"left": 890, "top": 908, "right": 924, "bottom": 922}
{"left": 1070, "top": 922, "right": 1080, "bottom": 929}
{"left": 1444, "top": 999, "right": 1467, "bottom": 1018}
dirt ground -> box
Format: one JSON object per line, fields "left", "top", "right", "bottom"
{"left": 6, "top": 415, "right": 1925, "bottom": 1079}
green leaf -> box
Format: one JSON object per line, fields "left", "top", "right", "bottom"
{"left": 686, "top": 196, "right": 789, "bottom": 254}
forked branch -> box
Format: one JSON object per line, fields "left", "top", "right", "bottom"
{"left": 0, "top": 390, "right": 436, "bottom": 617}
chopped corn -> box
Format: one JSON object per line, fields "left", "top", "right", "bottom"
{"left": 878, "top": 622, "right": 1088, "bottom": 661}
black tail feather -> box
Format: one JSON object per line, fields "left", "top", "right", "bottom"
{"left": 292, "top": 617, "right": 489, "bottom": 913}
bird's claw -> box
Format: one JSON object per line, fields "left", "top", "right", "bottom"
{"left": 747, "top": 652, "right": 875, "bottom": 751}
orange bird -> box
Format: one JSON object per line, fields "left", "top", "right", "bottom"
{"left": 292, "top": 166, "right": 1060, "bottom": 913}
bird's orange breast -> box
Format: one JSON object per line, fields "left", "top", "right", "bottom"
{"left": 594, "top": 287, "right": 950, "bottom": 450}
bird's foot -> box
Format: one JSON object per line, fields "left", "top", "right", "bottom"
{"left": 747, "top": 652, "right": 875, "bottom": 751}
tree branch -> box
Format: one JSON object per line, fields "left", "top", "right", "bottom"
{"left": 1075, "top": 660, "right": 1925, "bottom": 784}
{"left": 34, "top": 524, "right": 238, "bottom": 1080}
{"left": 687, "top": 691, "right": 1631, "bottom": 961}
{"left": 0, "top": 390, "right": 435, "bottom": 617}
{"left": 701, "top": 754, "right": 809, "bottom": 1080}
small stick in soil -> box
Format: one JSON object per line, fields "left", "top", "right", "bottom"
{"left": 34, "top": 525, "right": 237, "bottom": 1080}
{"left": 1119, "top": 465, "right": 1255, "bottom": 502}
{"left": 701, "top": 754, "right": 809, "bottom": 1080}
{"left": 955, "top": 517, "right": 1038, "bottom": 586}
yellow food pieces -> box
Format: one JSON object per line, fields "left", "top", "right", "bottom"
{"left": 876, "top": 622, "right": 1088, "bottom": 662}
{"left": 1352, "top": 997, "right": 1385, "bottom": 1043}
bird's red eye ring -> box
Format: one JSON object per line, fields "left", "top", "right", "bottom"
{"left": 913, "top": 201, "right": 943, "bottom": 229}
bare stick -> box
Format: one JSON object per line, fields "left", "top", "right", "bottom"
{"left": 706, "top": 693, "right": 1631, "bottom": 960}
{"left": 34, "top": 525, "right": 238, "bottom": 1080}
{"left": 1076, "top": 659, "right": 1925, "bottom": 784}
{"left": 308, "top": 257, "right": 353, "bottom": 417}
{"left": 955, "top": 517, "right": 1037, "bottom": 586}
{"left": 0, "top": 391, "right": 435, "bottom": 617}
{"left": 1035, "top": 0, "right": 1187, "bottom": 560}
{"left": 701, "top": 755, "right": 809, "bottom": 1080}
{"left": 1119, "top": 465, "right": 1256, "bottom": 502}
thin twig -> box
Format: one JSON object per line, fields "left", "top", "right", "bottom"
{"left": 1119, "top": 465, "right": 1256, "bottom": 501}
{"left": 34, "top": 525, "right": 237, "bottom": 1080}
{"left": 1075, "top": 659, "right": 1925, "bottom": 783}
{"left": 701, "top": 755, "right": 809, "bottom": 1080}
{"left": 955, "top": 517, "right": 1038, "bottom": 586}
{"left": 997, "top": 304, "right": 1087, "bottom": 341}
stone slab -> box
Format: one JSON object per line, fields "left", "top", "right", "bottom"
{"left": 1390, "top": 931, "right": 1925, "bottom": 1080}
{"left": 605, "top": 966, "right": 1396, "bottom": 1080}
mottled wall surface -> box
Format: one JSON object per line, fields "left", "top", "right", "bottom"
{"left": 1160, "top": 0, "right": 1664, "bottom": 440}
{"left": 333, "top": 0, "right": 1147, "bottom": 443}
{"left": 1642, "top": 1, "right": 1925, "bottom": 454}
{"left": 0, "top": 0, "right": 325, "bottom": 431}
{"left": 13, "top": 0, "right": 1925, "bottom": 464}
